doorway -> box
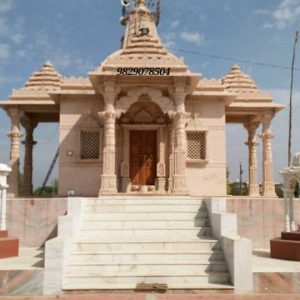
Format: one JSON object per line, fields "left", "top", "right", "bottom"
{"left": 130, "top": 131, "right": 157, "bottom": 186}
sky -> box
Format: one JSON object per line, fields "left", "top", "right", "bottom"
{"left": 0, "top": 0, "right": 300, "bottom": 188}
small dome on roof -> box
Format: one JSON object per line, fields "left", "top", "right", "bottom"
{"left": 25, "top": 61, "right": 62, "bottom": 89}
{"left": 292, "top": 152, "right": 300, "bottom": 168}
{"left": 222, "top": 64, "right": 258, "bottom": 93}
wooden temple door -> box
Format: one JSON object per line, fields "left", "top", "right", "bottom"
{"left": 130, "top": 131, "right": 157, "bottom": 186}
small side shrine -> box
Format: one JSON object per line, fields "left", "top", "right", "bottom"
{"left": 271, "top": 152, "right": 300, "bottom": 261}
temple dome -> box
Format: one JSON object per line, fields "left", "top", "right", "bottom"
{"left": 222, "top": 65, "right": 258, "bottom": 93}
{"left": 24, "top": 61, "right": 63, "bottom": 89}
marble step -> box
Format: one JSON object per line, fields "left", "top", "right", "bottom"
{"left": 69, "top": 252, "right": 225, "bottom": 263}
{"left": 84, "top": 204, "right": 206, "bottom": 213}
{"left": 63, "top": 273, "right": 231, "bottom": 290}
{"left": 66, "top": 261, "right": 228, "bottom": 274}
{"left": 82, "top": 211, "right": 208, "bottom": 221}
{"left": 81, "top": 219, "right": 209, "bottom": 229}
{"left": 73, "top": 239, "right": 221, "bottom": 252}
{"left": 65, "top": 261, "right": 228, "bottom": 277}
{"left": 63, "top": 282, "right": 233, "bottom": 290}
{"left": 79, "top": 227, "right": 212, "bottom": 238}
{"left": 85, "top": 198, "right": 206, "bottom": 205}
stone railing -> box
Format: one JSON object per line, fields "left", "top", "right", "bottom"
{"left": 205, "top": 197, "right": 253, "bottom": 292}
{"left": 43, "top": 197, "right": 85, "bottom": 295}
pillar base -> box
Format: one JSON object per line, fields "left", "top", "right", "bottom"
{"left": 172, "top": 175, "right": 188, "bottom": 194}
{"left": 100, "top": 175, "right": 118, "bottom": 194}
{"left": 156, "top": 177, "right": 166, "bottom": 193}
{"left": 249, "top": 184, "right": 260, "bottom": 197}
{"left": 0, "top": 232, "right": 19, "bottom": 259}
{"left": 121, "top": 177, "right": 131, "bottom": 193}
{"left": 263, "top": 182, "right": 276, "bottom": 197}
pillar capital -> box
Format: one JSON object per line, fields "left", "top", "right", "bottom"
{"left": 21, "top": 115, "right": 38, "bottom": 131}
{"left": 103, "top": 81, "right": 117, "bottom": 111}
{"left": 7, "top": 107, "right": 21, "bottom": 120}
{"left": 260, "top": 132, "right": 275, "bottom": 140}
{"left": 243, "top": 120, "right": 260, "bottom": 134}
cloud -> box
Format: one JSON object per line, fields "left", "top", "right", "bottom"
{"left": 0, "top": 0, "right": 13, "bottom": 13}
{"left": 224, "top": 4, "right": 230, "bottom": 12}
{"left": 170, "top": 20, "right": 180, "bottom": 29}
{"left": 0, "top": 17, "right": 9, "bottom": 36}
{"left": 0, "top": 15, "right": 25, "bottom": 45}
{"left": 0, "top": 44, "right": 10, "bottom": 59}
{"left": 262, "top": 22, "right": 274, "bottom": 29}
{"left": 180, "top": 32, "right": 206, "bottom": 46}
{"left": 163, "top": 32, "right": 176, "bottom": 48}
{"left": 256, "top": 0, "right": 300, "bottom": 29}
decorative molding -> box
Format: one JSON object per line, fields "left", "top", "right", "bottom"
{"left": 116, "top": 87, "right": 174, "bottom": 114}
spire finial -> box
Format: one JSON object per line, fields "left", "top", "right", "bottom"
{"left": 136, "top": 0, "right": 145, "bottom": 6}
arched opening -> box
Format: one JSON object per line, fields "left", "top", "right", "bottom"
{"left": 117, "top": 95, "right": 170, "bottom": 193}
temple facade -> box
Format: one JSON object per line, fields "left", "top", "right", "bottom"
{"left": 0, "top": 0, "right": 284, "bottom": 198}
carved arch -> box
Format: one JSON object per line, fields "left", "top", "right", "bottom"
{"left": 116, "top": 87, "right": 174, "bottom": 114}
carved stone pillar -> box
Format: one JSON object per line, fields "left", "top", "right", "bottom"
{"left": 156, "top": 126, "right": 166, "bottom": 193}
{"left": 172, "top": 86, "right": 188, "bottom": 194}
{"left": 288, "top": 190, "right": 297, "bottom": 231}
{"left": 168, "top": 124, "right": 175, "bottom": 193}
{"left": 261, "top": 113, "right": 276, "bottom": 197}
{"left": 99, "top": 82, "right": 117, "bottom": 194}
{"left": 21, "top": 116, "right": 37, "bottom": 196}
{"left": 7, "top": 108, "right": 22, "bottom": 197}
{"left": 244, "top": 121, "right": 260, "bottom": 197}
{"left": 121, "top": 127, "right": 130, "bottom": 193}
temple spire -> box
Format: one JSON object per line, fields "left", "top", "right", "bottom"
{"left": 136, "top": 0, "right": 145, "bottom": 6}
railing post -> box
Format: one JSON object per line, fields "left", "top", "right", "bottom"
{"left": 0, "top": 164, "right": 12, "bottom": 231}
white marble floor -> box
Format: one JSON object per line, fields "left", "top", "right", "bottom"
{"left": 0, "top": 248, "right": 44, "bottom": 270}
{"left": 252, "top": 248, "right": 300, "bottom": 273}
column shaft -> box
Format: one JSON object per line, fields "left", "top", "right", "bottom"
{"left": 7, "top": 109, "right": 21, "bottom": 197}
{"left": 22, "top": 117, "right": 37, "bottom": 196}
{"left": 172, "top": 87, "right": 188, "bottom": 194}
{"left": 99, "top": 82, "right": 117, "bottom": 194}
{"left": 245, "top": 122, "right": 260, "bottom": 196}
{"left": 100, "top": 112, "right": 117, "bottom": 194}
{"left": 261, "top": 113, "right": 276, "bottom": 197}
{"left": 289, "top": 191, "right": 296, "bottom": 231}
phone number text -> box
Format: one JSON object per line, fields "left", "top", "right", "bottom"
{"left": 117, "top": 67, "right": 171, "bottom": 76}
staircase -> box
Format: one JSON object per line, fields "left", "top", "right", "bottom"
{"left": 63, "top": 197, "right": 233, "bottom": 290}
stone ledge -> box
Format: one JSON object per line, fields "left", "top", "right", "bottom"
{"left": 0, "top": 237, "right": 19, "bottom": 259}
{"left": 270, "top": 238, "right": 300, "bottom": 261}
